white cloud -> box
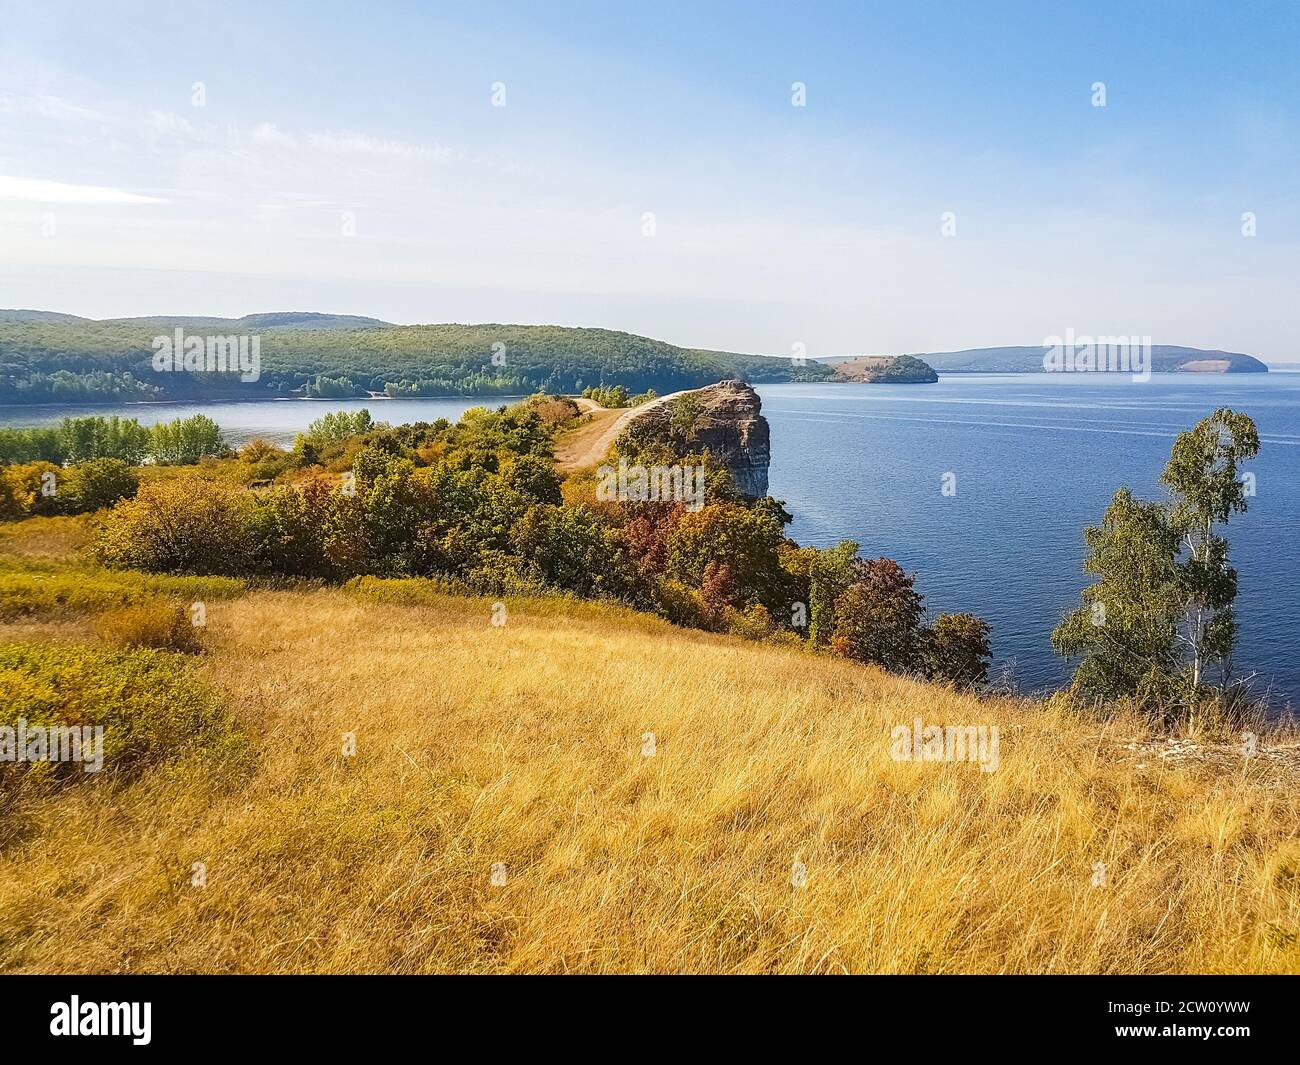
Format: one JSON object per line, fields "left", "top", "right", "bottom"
{"left": 0, "top": 175, "right": 169, "bottom": 205}
{"left": 239, "top": 123, "right": 460, "bottom": 160}
{"left": 0, "top": 92, "right": 104, "bottom": 122}
{"left": 146, "top": 110, "right": 199, "bottom": 138}
{"left": 249, "top": 121, "right": 295, "bottom": 147}
{"left": 306, "top": 130, "right": 462, "bottom": 161}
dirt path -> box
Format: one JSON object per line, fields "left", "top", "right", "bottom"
{"left": 554, "top": 390, "right": 692, "bottom": 471}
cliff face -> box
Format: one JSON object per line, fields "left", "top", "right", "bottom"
{"left": 620, "top": 379, "right": 770, "bottom": 497}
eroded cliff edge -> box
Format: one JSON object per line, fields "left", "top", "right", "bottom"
{"left": 617, "top": 379, "right": 770, "bottom": 498}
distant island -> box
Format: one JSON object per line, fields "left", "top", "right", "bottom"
{"left": 828, "top": 354, "right": 939, "bottom": 383}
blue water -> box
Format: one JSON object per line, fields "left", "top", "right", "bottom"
{"left": 758, "top": 375, "right": 1300, "bottom": 709}
{"left": 5, "top": 377, "right": 1298, "bottom": 707}
{"left": 0, "top": 396, "right": 522, "bottom": 447}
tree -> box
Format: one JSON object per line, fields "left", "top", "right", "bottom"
{"left": 666, "top": 502, "right": 789, "bottom": 614}
{"left": 808, "top": 541, "right": 859, "bottom": 648}
{"left": 668, "top": 393, "right": 703, "bottom": 443}
{"left": 1051, "top": 489, "right": 1184, "bottom": 706}
{"left": 1162, "top": 408, "right": 1259, "bottom": 690}
{"left": 302, "top": 409, "right": 374, "bottom": 446}
{"left": 149, "top": 415, "right": 226, "bottom": 464}
{"left": 924, "top": 613, "right": 992, "bottom": 687}
{"left": 510, "top": 503, "right": 626, "bottom": 597}
{"left": 829, "top": 558, "right": 926, "bottom": 672}
{"left": 1052, "top": 408, "right": 1259, "bottom": 709}
{"left": 63, "top": 459, "right": 139, "bottom": 512}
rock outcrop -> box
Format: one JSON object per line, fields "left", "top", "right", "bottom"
{"left": 619, "top": 379, "right": 770, "bottom": 497}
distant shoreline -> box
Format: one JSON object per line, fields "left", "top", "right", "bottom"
{"left": 4, "top": 368, "right": 1296, "bottom": 415}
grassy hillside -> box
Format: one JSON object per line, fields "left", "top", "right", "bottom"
{"left": 832, "top": 354, "right": 938, "bottom": 383}
{"left": 0, "top": 519, "right": 1297, "bottom": 974}
{"left": 0, "top": 315, "right": 831, "bottom": 405}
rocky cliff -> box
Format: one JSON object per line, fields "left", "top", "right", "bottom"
{"left": 617, "top": 379, "right": 770, "bottom": 497}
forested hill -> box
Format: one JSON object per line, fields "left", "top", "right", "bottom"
{"left": 0, "top": 315, "right": 832, "bottom": 405}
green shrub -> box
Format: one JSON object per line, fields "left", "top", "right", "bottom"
{"left": 924, "top": 613, "right": 992, "bottom": 688}
{"left": 61, "top": 458, "right": 139, "bottom": 512}
{"left": 93, "top": 478, "right": 256, "bottom": 575}
{"left": 0, "top": 642, "right": 246, "bottom": 795}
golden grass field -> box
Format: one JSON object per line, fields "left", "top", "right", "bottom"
{"left": 1, "top": 517, "right": 1298, "bottom": 974}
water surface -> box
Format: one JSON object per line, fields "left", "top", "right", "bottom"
{"left": 758, "top": 374, "right": 1299, "bottom": 707}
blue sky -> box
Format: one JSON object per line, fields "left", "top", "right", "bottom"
{"left": 2, "top": 0, "right": 1298, "bottom": 361}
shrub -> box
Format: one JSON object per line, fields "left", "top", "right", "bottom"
{"left": 0, "top": 462, "right": 62, "bottom": 519}
{"left": 724, "top": 601, "right": 774, "bottom": 641}
{"left": 93, "top": 478, "right": 256, "bottom": 575}
{"left": 94, "top": 599, "right": 203, "bottom": 653}
{"left": 251, "top": 479, "right": 336, "bottom": 577}
{"left": 61, "top": 458, "right": 139, "bottom": 512}
{"left": 0, "top": 642, "right": 245, "bottom": 796}
{"left": 239, "top": 437, "right": 281, "bottom": 463}
{"left": 236, "top": 438, "right": 294, "bottom": 483}
{"left": 526, "top": 394, "right": 582, "bottom": 428}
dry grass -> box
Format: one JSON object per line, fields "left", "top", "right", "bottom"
{"left": 1, "top": 587, "right": 1298, "bottom": 974}
{"left": 0, "top": 515, "right": 90, "bottom": 561}
{"left": 93, "top": 599, "right": 204, "bottom": 654}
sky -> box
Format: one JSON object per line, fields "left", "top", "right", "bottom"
{"left": 1, "top": 0, "right": 1298, "bottom": 362}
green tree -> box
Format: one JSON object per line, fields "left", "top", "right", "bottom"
{"left": 1162, "top": 408, "right": 1260, "bottom": 690}
{"left": 1051, "top": 489, "right": 1183, "bottom": 706}
{"left": 149, "top": 415, "right": 226, "bottom": 464}
{"left": 62, "top": 459, "right": 140, "bottom": 512}
{"left": 1052, "top": 408, "right": 1259, "bottom": 708}
{"left": 808, "top": 541, "right": 860, "bottom": 648}
{"left": 668, "top": 393, "right": 703, "bottom": 443}
{"left": 924, "top": 613, "right": 992, "bottom": 687}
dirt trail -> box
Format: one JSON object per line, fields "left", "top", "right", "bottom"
{"left": 554, "top": 390, "right": 691, "bottom": 471}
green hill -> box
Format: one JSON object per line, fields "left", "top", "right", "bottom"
{"left": 0, "top": 316, "right": 832, "bottom": 405}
